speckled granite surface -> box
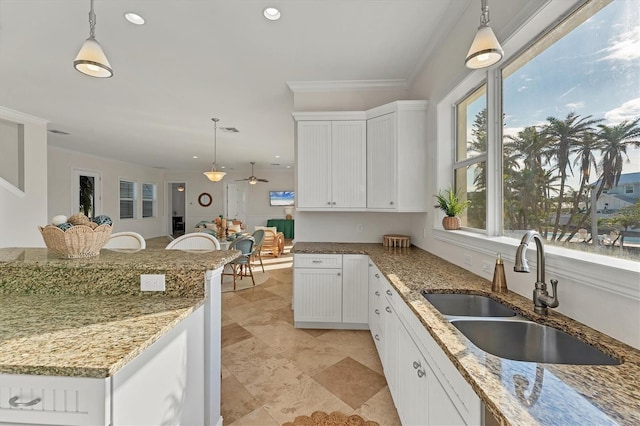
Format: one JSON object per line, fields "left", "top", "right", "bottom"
{"left": 292, "top": 242, "right": 640, "bottom": 426}
{"left": 0, "top": 247, "right": 240, "bottom": 378}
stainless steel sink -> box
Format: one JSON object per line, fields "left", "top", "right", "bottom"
{"left": 451, "top": 319, "right": 620, "bottom": 365}
{"left": 421, "top": 292, "right": 517, "bottom": 317}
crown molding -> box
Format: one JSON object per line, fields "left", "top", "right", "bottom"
{"left": 286, "top": 79, "right": 409, "bottom": 93}
{"left": 0, "top": 106, "right": 49, "bottom": 125}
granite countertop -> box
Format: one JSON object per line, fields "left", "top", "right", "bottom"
{"left": 0, "top": 247, "right": 240, "bottom": 378}
{"left": 292, "top": 242, "right": 640, "bottom": 426}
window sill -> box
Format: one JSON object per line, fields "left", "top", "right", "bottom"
{"left": 433, "top": 229, "right": 639, "bottom": 300}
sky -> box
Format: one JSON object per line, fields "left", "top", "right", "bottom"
{"left": 502, "top": 0, "right": 640, "bottom": 183}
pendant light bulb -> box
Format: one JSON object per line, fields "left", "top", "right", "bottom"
{"left": 465, "top": 0, "right": 503, "bottom": 69}
{"left": 204, "top": 118, "right": 226, "bottom": 182}
{"left": 74, "top": 0, "right": 113, "bottom": 78}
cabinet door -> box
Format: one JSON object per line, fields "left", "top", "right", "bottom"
{"left": 293, "top": 268, "right": 342, "bottom": 322}
{"left": 368, "top": 264, "right": 384, "bottom": 355}
{"left": 342, "top": 254, "right": 369, "bottom": 324}
{"left": 367, "top": 113, "right": 396, "bottom": 209}
{"left": 396, "top": 322, "right": 430, "bottom": 426}
{"left": 297, "top": 121, "right": 332, "bottom": 208}
{"left": 331, "top": 121, "right": 367, "bottom": 208}
{"left": 383, "top": 298, "right": 400, "bottom": 401}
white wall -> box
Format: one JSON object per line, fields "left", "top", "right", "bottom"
{"left": 48, "top": 147, "right": 166, "bottom": 239}
{"left": 0, "top": 107, "right": 48, "bottom": 247}
{"left": 293, "top": 88, "right": 409, "bottom": 112}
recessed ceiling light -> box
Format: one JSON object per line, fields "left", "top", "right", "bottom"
{"left": 275, "top": 155, "right": 280, "bottom": 158}
{"left": 286, "top": 165, "right": 291, "bottom": 169}
{"left": 193, "top": 155, "right": 199, "bottom": 159}
{"left": 221, "top": 166, "right": 226, "bottom": 169}
{"left": 263, "top": 7, "right": 281, "bottom": 21}
{"left": 124, "top": 12, "right": 145, "bottom": 25}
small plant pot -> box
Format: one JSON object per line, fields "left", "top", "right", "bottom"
{"left": 442, "top": 216, "right": 461, "bottom": 230}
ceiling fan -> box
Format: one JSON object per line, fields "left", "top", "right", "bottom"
{"left": 237, "top": 162, "right": 269, "bottom": 185}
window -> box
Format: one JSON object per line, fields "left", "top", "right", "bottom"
{"left": 447, "top": 0, "right": 639, "bottom": 260}
{"left": 119, "top": 180, "right": 136, "bottom": 219}
{"left": 142, "top": 183, "right": 156, "bottom": 218}
{"left": 625, "top": 184, "right": 634, "bottom": 194}
{"left": 454, "top": 85, "right": 487, "bottom": 230}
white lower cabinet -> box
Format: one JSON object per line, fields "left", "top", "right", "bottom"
{"left": 293, "top": 254, "right": 369, "bottom": 329}
{"left": 369, "top": 260, "right": 481, "bottom": 426}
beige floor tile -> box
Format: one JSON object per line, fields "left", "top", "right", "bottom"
{"left": 300, "top": 328, "right": 332, "bottom": 338}
{"left": 228, "top": 353, "right": 309, "bottom": 405}
{"left": 221, "top": 365, "right": 233, "bottom": 379}
{"left": 235, "top": 287, "right": 278, "bottom": 302}
{"left": 263, "top": 374, "right": 354, "bottom": 425}
{"left": 220, "top": 374, "right": 261, "bottom": 425}
{"left": 221, "top": 337, "right": 280, "bottom": 371}
{"left": 227, "top": 407, "right": 279, "bottom": 426}
{"left": 223, "top": 296, "right": 289, "bottom": 323}
{"left": 318, "top": 329, "right": 383, "bottom": 374}
{"left": 221, "top": 292, "right": 251, "bottom": 309}
{"left": 354, "top": 385, "right": 402, "bottom": 426}
{"left": 312, "top": 357, "right": 387, "bottom": 410}
{"left": 279, "top": 339, "right": 349, "bottom": 376}
{"left": 221, "top": 322, "right": 253, "bottom": 348}
{"left": 239, "top": 305, "right": 294, "bottom": 327}
{"left": 221, "top": 313, "right": 235, "bottom": 327}
{"left": 243, "top": 321, "right": 319, "bottom": 352}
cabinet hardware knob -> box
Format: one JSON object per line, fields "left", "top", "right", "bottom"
{"left": 327, "top": 201, "right": 332, "bottom": 205}
{"left": 386, "top": 290, "right": 392, "bottom": 296}
{"left": 375, "top": 273, "right": 380, "bottom": 278}
{"left": 337, "top": 272, "right": 341, "bottom": 276}
{"left": 375, "top": 309, "right": 380, "bottom": 315}
{"left": 332, "top": 202, "right": 336, "bottom": 205}
{"left": 312, "top": 260, "right": 322, "bottom": 263}
{"left": 413, "top": 360, "right": 422, "bottom": 369}
{"left": 385, "top": 306, "right": 392, "bottom": 313}
{"left": 375, "top": 291, "right": 380, "bottom": 296}
{"left": 417, "top": 369, "right": 426, "bottom": 378}
{"left": 9, "top": 396, "right": 41, "bottom": 408}
{"left": 374, "top": 334, "right": 380, "bottom": 341}
{"left": 390, "top": 201, "right": 394, "bottom": 205}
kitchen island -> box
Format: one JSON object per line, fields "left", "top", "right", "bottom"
{"left": 0, "top": 247, "right": 240, "bottom": 426}
{"left": 292, "top": 242, "right": 640, "bottom": 426}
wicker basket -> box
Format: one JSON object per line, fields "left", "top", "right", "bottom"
{"left": 39, "top": 224, "right": 113, "bottom": 258}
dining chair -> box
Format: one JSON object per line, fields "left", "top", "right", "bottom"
{"left": 250, "top": 229, "right": 265, "bottom": 272}
{"left": 165, "top": 232, "right": 221, "bottom": 250}
{"left": 224, "top": 237, "right": 255, "bottom": 290}
{"left": 104, "top": 231, "right": 146, "bottom": 250}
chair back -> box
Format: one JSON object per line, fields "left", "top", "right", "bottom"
{"left": 251, "top": 229, "right": 265, "bottom": 248}
{"left": 104, "top": 232, "right": 146, "bottom": 249}
{"left": 166, "top": 233, "right": 221, "bottom": 250}
{"left": 230, "top": 236, "right": 254, "bottom": 255}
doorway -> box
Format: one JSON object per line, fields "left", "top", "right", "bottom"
{"left": 226, "top": 181, "right": 247, "bottom": 224}
{"left": 72, "top": 169, "right": 101, "bottom": 217}
{"left": 169, "top": 182, "right": 186, "bottom": 237}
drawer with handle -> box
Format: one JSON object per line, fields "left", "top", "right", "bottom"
{"left": 294, "top": 254, "right": 342, "bottom": 269}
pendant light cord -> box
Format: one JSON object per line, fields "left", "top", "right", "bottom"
{"left": 88, "top": 0, "right": 97, "bottom": 39}
{"left": 212, "top": 118, "right": 219, "bottom": 168}
{"left": 480, "top": 0, "right": 490, "bottom": 26}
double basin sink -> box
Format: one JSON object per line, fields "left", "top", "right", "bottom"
{"left": 421, "top": 292, "right": 619, "bottom": 365}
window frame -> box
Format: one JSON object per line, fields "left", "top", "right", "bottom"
{"left": 119, "top": 179, "right": 137, "bottom": 220}
{"left": 141, "top": 182, "right": 157, "bottom": 219}
{"left": 435, "top": 0, "right": 638, "bottom": 296}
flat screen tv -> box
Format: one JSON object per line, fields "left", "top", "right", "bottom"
{"left": 269, "top": 191, "right": 294, "bottom": 206}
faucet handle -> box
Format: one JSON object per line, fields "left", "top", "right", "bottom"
{"left": 548, "top": 279, "right": 559, "bottom": 308}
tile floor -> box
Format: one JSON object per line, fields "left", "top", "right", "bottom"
{"left": 219, "top": 251, "right": 401, "bottom": 425}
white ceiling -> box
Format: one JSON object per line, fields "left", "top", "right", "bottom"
{"left": 0, "top": 0, "right": 468, "bottom": 175}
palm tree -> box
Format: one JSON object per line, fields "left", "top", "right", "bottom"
{"left": 594, "top": 118, "right": 640, "bottom": 198}
{"left": 543, "top": 113, "right": 602, "bottom": 239}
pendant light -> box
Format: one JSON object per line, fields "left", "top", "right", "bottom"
{"left": 74, "top": 0, "right": 113, "bottom": 78}
{"left": 203, "top": 118, "right": 226, "bottom": 182}
{"left": 465, "top": 0, "right": 504, "bottom": 69}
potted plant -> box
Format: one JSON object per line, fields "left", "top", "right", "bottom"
{"left": 434, "top": 187, "right": 471, "bottom": 230}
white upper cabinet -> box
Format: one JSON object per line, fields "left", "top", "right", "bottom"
{"left": 293, "top": 100, "right": 427, "bottom": 212}
{"left": 367, "top": 101, "right": 428, "bottom": 212}
{"left": 295, "top": 117, "right": 366, "bottom": 210}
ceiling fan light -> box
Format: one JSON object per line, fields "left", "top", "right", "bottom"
{"left": 74, "top": 38, "right": 113, "bottom": 78}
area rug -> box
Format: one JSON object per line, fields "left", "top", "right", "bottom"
{"left": 282, "top": 411, "right": 379, "bottom": 426}
{"left": 221, "top": 268, "right": 270, "bottom": 292}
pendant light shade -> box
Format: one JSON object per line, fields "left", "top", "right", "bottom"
{"left": 74, "top": 0, "right": 113, "bottom": 78}
{"left": 204, "top": 118, "right": 226, "bottom": 182}
{"left": 465, "top": 0, "right": 503, "bottom": 69}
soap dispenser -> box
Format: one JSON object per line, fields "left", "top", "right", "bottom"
{"left": 491, "top": 253, "right": 508, "bottom": 293}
